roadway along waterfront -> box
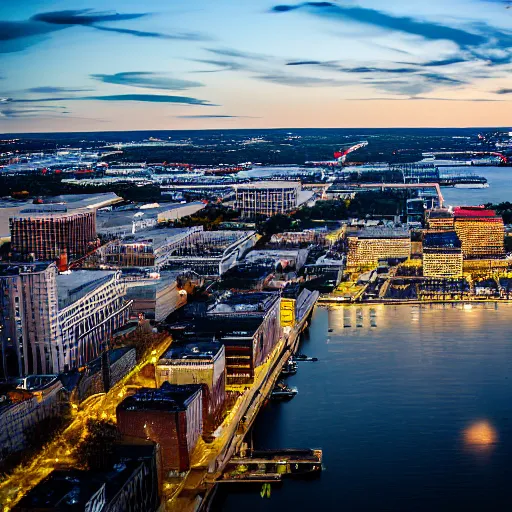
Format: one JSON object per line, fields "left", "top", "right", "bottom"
{"left": 215, "top": 303, "right": 512, "bottom": 511}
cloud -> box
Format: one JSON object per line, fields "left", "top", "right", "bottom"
{"left": 0, "top": 9, "right": 206, "bottom": 53}
{"left": 92, "top": 72, "right": 203, "bottom": 91}
{"left": 495, "top": 89, "right": 512, "bottom": 94}
{"left": 342, "top": 66, "right": 417, "bottom": 74}
{"left": 190, "top": 59, "right": 251, "bottom": 72}
{"left": 93, "top": 25, "right": 208, "bottom": 41}
{"left": 8, "top": 94, "right": 215, "bottom": 105}
{"left": 26, "top": 86, "right": 92, "bottom": 93}
{"left": 256, "top": 73, "right": 345, "bottom": 87}
{"left": 31, "top": 10, "right": 147, "bottom": 26}
{"left": 271, "top": 3, "right": 488, "bottom": 47}
{"left": 205, "top": 48, "right": 268, "bottom": 61}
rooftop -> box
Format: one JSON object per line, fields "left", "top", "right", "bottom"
{"left": 0, "top": 262, "right": 53, "bottom": 277}
{"left": 351, "top": 227, "right": 410, "bottom": 239}
{"left": 424, "top": 231, "right": 461, "bottom": 248}
{"left": 207, "top": 291, "right": 279, "bottom": 315}
{"left": 117, "top": 382, "right": 202, "bottom": 412}
{"left": 453, "top": 206, "right": 498, "bottom": 218}
{"left": 159, "top": 342, "right": 224, "bottom": 362}
{"left": 234, "top": 180, "right": 301, "bottom": 190}
{"left": 56, "top": 270, "right": 115, "bottom": 309}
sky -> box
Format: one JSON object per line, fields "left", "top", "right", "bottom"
{"left": 0, "top": 0, "right": 511, "bottom": 132}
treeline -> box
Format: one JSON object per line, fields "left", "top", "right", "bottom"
{"left": 487, "top": 202, "right": 512, "bottom": 225}
{"left": 170, "top": 205, "right": 239, "bottom": 230}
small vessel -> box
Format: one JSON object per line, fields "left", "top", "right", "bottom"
{"left": 292, "top": 353, "right": 318, "bottom": 362}
{"left": 271, "top": 381, "right": 298, "bottom": 400}
{"left": 328, "top": 328, "right": 333, "bottom": 333}
{"left": 281, "top": 358, "right": 298, "bottom": 377}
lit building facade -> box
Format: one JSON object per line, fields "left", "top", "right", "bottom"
{"left": 234, "top": 181, "right": 302, "bottom": 218}
{"left": 346, "top": 228, "right": 411, "bottom": 268}
{"left": 422, "top": 232, "right": 463, "bottom": 278}
{"left": 156, "top": 342, "right": 226, "bottom": 434}
{"left": 453, "top": 206, "right": 504, "bottom": 259}
{"left": 426, "top": 208, "right": 455, "bottom": 232}
{"left": 10, "top": 206, "right": 96, "bottom": 260}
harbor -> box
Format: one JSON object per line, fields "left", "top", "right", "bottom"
{"left": 214, "top": 303, "right": 512, "bottom": 511}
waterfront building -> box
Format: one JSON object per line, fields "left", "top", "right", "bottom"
{"left": 453, "top": 206, "right": 505, "bottom": 259}
{"left": 0, "top": 263, "right": 131, "bottom": 377}
{"left": 156, "top": 342, "right": 226, "bottom": 434}
{"left": 10, "top": 206, "right": 97, "bottom": 261}
{"left": 13, "top": 439, "right": 160, "bottom": 512}
{"left": 244, "top": 248, "right": 309, "bottom": 272}
{"left": 234, "top": 181, "right": 311, "bottom": 218}
{"left": 117, "top": 383, "right": 203, "bottom": 474}
{"left": 422, "top": 232, "right": 463, "bottom": 278}
{"left": 426, "top": 208, "right": 455, "bottom": 231}
{"left": 280, "top": 285, "right": 320, "bottom": 331}
{"left": 346, "top": 227, "right": 411, "bottom": 269}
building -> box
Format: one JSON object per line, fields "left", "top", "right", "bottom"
{"left": 346, "top": 227, "right": 411, "bottom": 268}
{"left": 13, "top": 439, "right": 160, "bottom": 512}
{"left": 234, "top": 181, "right": 310, "bottom": 218}
{"left": 270, "top": 229, "right": 327, "bottom": 246}
{"left": 96, "top": 201, "right": 206, "bottom": 238}
{"left": 98, "top": 226, "right": 257, "bottom": 276}
{"left": 117, "top": 383, "right": 203, "bottom": 474}
{"left": 426, "top": 208, "right": 455, "bottom": 232}
{"left": 244, "top": 248, "right": 309, "bottom": 272}
{"left": 0, "top": 263, "right": 131, "bottom": 377}
{"left": 453, "top": 206, "right": 505, "bottom": 259}
{"left": 422, "top": 232, "right": 463, "bottom": 278}
{"left": 10, "top": 206, "right": 97, "bottom": 261}
{"left": 156, "top": 342, "right": 225, "bottom": 434}
{"left": 206, "top": 292, "right": 281, "bottom": 385}
{"left": 0, "top": 376, "right": 63, "bottom": 463}
{"left": 124, "top": 270, "right": 200, "bottom": 322}
{"left": 57, "top": 271, "right": 132, "bottom": 371}
{"left": 280, "top": 285, "right": 319, "bottom": 331}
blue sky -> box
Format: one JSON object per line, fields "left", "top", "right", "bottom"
{"left": 0, "top": 0, "right": 511, "bottom": 132}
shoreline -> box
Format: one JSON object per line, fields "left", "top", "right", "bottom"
{"left": 318, "top": 297, "right": 512, "bottom": 306}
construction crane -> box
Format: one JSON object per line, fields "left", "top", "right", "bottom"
{"left": 307, "top": 141, "right": 369, "bottom": 167}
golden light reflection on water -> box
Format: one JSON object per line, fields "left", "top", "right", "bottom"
{"left": 464, "top": 421, "right": 498, "bottom": 450}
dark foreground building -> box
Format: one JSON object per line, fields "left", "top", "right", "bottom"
{"left": 13, "top": 438, "right": 160, "bottom": 512}
{"left": 117, "top": 382, "right": 203, "bottom": 475}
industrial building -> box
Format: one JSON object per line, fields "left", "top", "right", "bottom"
{"left": 234, "top": 181, "right": 312, "bottom": 218}
{"left": 117, "top": 383, "right": 203, "bottom": 474}
{"left": 422, "top": 232, "right": 463, "bottom": 278}
{"left": 0, "top": 263, "right": 131, "bottom": 377}
{"left": 10, "top": 206, "right": 97, "bottom": 261}
{"left": 346, "top": 227, "right": 411, "bottom": 269}
{"left": 98, "top": 226, "right": 257, "bottom": 276}
{"left": 96, "top": 201, "right": 206, "bottom": 238}
{"left": 156, "top": 342, "right": 226, "bottom": 434}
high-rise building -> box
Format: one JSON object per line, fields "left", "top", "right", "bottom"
{"left": 0, "top": 264, "right": 131, "bottom": 377}
{"left": 422, "top": 232, "right": 463, "bottom": 278}
{"left": 234, "top": 181, "right": 306, "bottom": 218}
{"left": 10, "top": 206, "right": 96, "bottom": 261}
{"left": 453, "top": 206, "right": 504, "bottom": 259}
{"left": 346, "top": 227, "right": 411, "bottom": 268}
{"left": 426, "top": 208, "right": 455, "bottom": 232}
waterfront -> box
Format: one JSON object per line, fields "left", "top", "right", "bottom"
{"left": 214, "top": 304, "right": 512, "bottom": 511}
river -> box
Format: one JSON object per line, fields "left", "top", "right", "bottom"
{"left": 213, "top": 304, "right": 512, "bottom": 511}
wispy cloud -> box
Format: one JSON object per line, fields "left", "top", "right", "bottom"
{"left": 92, "top": 72, "right": 203, "bottom": 91}
{"left": 93, "top": 25, "right": 209, "bottom": 41}
{"left": 6, "top": 94, "right": 215, "bottom": 105}
{"left": 26, "top": 86, "right": 92, "bottom": 94}
{"left": 205, "top": 48, "right": 269, "bottom": 61}
{"left": 256, "top": 73, "right": 345, "bottom": 87}
{"left": 495, "top": 88, "right": 512, "bottom": 94}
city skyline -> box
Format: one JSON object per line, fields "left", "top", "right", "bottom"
{"left": 1, "top": 0, "right": 512, "bottom": 133}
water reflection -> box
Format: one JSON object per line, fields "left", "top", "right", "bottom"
{"left": 464, "top": 421, "right": 498, "bottom": 451}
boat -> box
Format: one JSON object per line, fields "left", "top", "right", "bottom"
{"left": 292, "top": 353, "right": 318, "bottom": 362}
{"left": 271, "top": 381, "right": 298, "bottom": 400}
{"left": 280, "top": 359, "right": 298, "bottom": 377}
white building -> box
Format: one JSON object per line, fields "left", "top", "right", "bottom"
{"left": 0, "top": 263, "right": 131, "bottom": 377}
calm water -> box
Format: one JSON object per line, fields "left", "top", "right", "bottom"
{"left": 214, "top": 304, "right": 512, "bottom": 511}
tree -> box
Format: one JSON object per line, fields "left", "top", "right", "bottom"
{"left": 75, "top": 419, "right": 121, "bottom": 471}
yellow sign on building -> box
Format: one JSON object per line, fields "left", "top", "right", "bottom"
{"left": 280, "top": 298, "right": 296, "bottom": 327}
